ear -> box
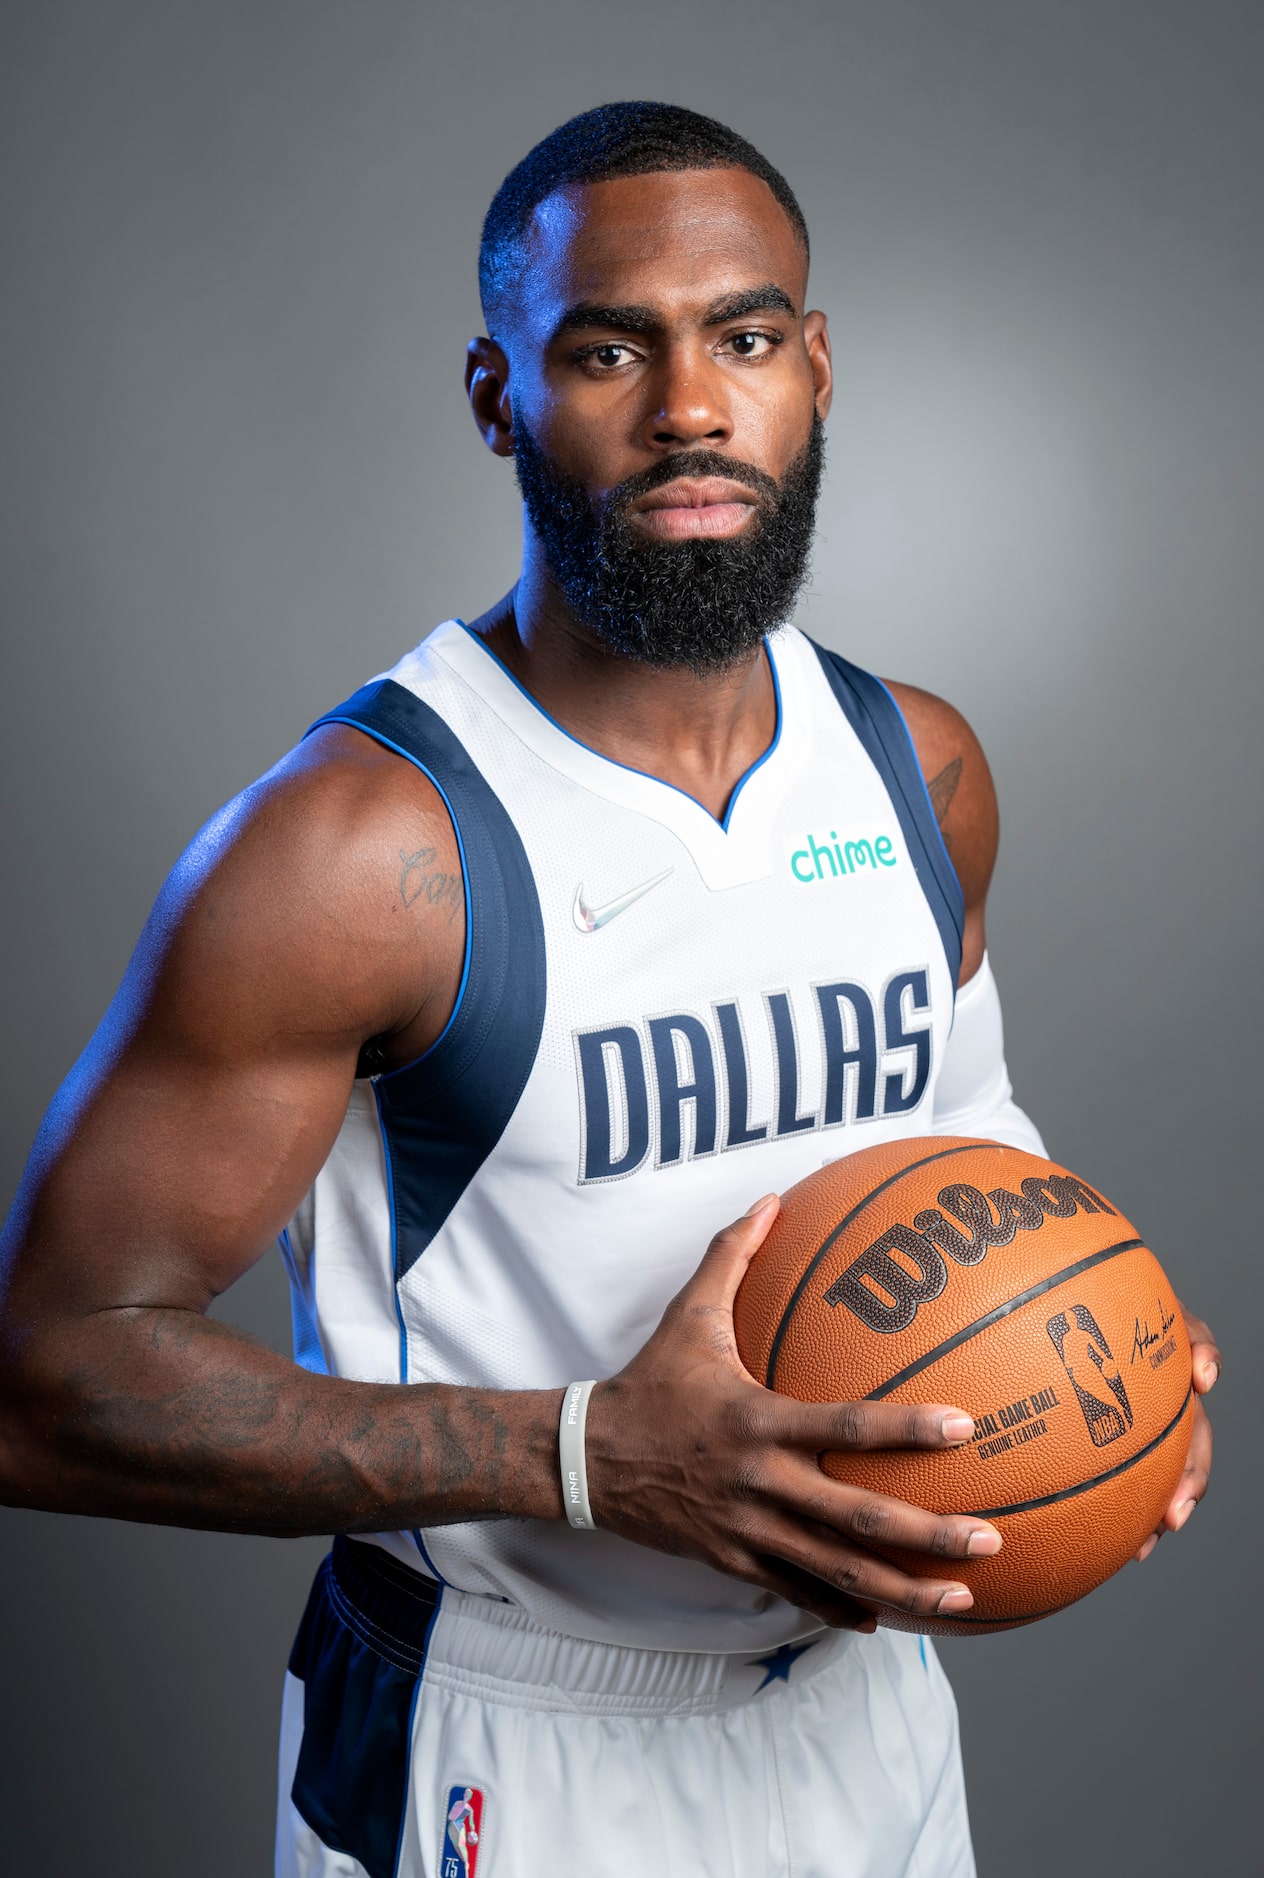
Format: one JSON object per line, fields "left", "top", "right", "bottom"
{"left": 803, "top": 311, "right": 833, "bottom": 422}
{"left": 466, "top": 336, "right": 516, "bottom": 458}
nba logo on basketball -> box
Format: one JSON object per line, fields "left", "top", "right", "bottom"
{"left": 441, "top": 1785, "right": 484, "bottom": 1878}
{"left": 1046, "top": 1304, "right": 1134, "bottom": 1447}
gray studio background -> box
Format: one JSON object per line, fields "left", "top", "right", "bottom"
{"left": 3, "top": 2, "right": 1261, "bottom": 1872}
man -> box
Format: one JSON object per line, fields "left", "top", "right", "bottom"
{"left": 444, "top": 1788, "right": 480, "bottom": 1876}
{"left": 0, "top": 102, "right": 1217, "bottom": 1877}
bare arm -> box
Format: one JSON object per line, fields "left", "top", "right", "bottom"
{"left": 0, "top": 726, "right": 566, "bottom": 1535}
{"left": 884, "top": 679, "right": 998, "bottom": 987}
{"left": 0, "top": 717, "right": 1010, "bottom": 1627}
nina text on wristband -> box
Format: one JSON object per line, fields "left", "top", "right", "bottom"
{"left": 559, "top": 1380, "right": 597, "bottom": 1530}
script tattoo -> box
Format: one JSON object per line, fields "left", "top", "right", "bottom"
{"left": 927, "top": 756, "right": 962, "bottom": 851}
{"left": 927, "top": 756, "right": 962, "bottom": 826}
{"left": 399, "top": 847, "right": 463, "bottom": 923}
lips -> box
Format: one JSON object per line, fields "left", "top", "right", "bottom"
{"left": 629, "top": 477, "right": 762, "bottom": 541}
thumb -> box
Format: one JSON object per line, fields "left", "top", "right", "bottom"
{"left": 682, "top": 1194, "right": 781, "bottom": 1314}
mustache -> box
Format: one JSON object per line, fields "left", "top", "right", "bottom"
{"left": 512, "top": 410, "right": 824, "bottom": 676}
{"left": 603, "top": 449, "right": 781, "bottom": 515}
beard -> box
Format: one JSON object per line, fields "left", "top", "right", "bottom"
{"left": 512, "top": 413, "right": 824, "bottom": 677}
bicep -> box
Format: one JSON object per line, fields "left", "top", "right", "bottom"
{"left": 883, "top": 679, "right": 999, "bottom": 987}
{"left": 4, "top": 736, "right": 460, "bottom": 1321}
{"left": 9, "top": 915, "right": 363, "bottom": 1325}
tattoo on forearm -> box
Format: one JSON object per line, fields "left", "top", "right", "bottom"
{"left": 927, "top": 757, "right": 962, "bottom": 830}
{"left": 399, "top": 847, "right": 463, "bottom": 921}
{"left": 46, "top": 1308, "right": 553, "bottom": 1535}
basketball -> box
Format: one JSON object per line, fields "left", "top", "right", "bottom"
{"left": 733, "top": 1137, "right": 1194, "bottom": 1634}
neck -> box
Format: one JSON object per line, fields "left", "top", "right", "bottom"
{"left": 469, "top": 548, "right": 778, "bottom": 823}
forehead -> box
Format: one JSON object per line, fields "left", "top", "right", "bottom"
{"left": 515, "top": 168, "right": 807, "bottom": 330}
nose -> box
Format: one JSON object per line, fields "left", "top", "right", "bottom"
{"left": 641, "top": 342, "right": 733, "bottom": 452}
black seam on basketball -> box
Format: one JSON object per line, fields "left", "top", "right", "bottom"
{"left": 764, "top": 1142, "right": 994, "bottom": 1387}
{"left": 862, "top": 1239, "right": 1145, "bottom": 1400}
{"left": 962, "top": 1387, "right": 1192, "bottom": 1520}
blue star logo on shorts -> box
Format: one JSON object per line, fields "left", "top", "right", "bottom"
{"left": 748, "top": 1639, "right": 821, "bottom": 1690}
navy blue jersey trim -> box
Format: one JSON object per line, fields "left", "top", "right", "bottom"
{"left": 808, "top": 642, "right": 965, "bottom": 990}
{"left": 371, "top": 1084, "right": 410, "bottom": 1381}
{"left": 306, "top": 679, "right": 547, "bottom": 1284}
{"left": 277, "top": 1228, "right": 329, "bottom": 1375}
{"left": 308, "top": 702, "right": 474, "bottom": 1068}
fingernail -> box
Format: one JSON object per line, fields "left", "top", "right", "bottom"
{"left": 1175, "top": 1498, "right": 1197, "bottom": 1530}
{"left": 743, "top": 1193, "right": 778, "bottom": 1218}
{"left": 937, "top": 1587, "right": 973, "bottom": 1614}
{"left": 967, "top": 1527, "right": 1002, "bottom": 1557}
{"left": 1203, "top": 1362, "right": 1219, "bottom": 1391}
{"left": 1137, "top": 1534, "right": 1159, "bottom": 1562}
{"left": 941, "top": 1413, "right": 975, "bottom": 1444}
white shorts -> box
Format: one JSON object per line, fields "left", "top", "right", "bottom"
{"left": 276, "top": 1539, "right": 974, "bottom": 1878}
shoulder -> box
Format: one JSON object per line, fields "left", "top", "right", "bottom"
{"left": 880, "top": 679, "right": 998, "bottom": 918}
{"left": 142, "top": 722, "right": 464, "bottom": 1060}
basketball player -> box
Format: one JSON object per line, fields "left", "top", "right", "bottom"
{"left": 445, "top": 1789, "right": 479, "bottom": 1872}
{"left": 0, "top": 104, "right": 1219, "bottom": 1877}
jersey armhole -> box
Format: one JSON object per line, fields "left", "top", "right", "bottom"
{"left": 807, "top": 641, "right": 965, "bottom": 991}
{"left": 304, "top": 678, "right": 546, "bottom": 1284}
{"left": 309, "top": 708, "right": 474, "bottom": 1072}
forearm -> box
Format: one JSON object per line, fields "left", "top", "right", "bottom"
{"left": 0, "top": 1307, "right": 565, "bottom": 1536}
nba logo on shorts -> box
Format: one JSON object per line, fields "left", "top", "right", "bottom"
{"left": 441, "top": 1784, "right": 484, "bottom": 1878}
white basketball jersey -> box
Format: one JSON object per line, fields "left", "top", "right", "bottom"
{"left": 281, "top": 620, "right": 965, "bottom": 1654}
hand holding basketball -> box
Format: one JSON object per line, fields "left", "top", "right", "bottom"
{"left": 1135, "top": 1300, "right": 1219, "bottom": 1562}
{"left": 733, "top": 1138, "right": 1207, "bottom": 1631}
{"left": 583, "top": 1195, "right": 1002, "bottom": 1633}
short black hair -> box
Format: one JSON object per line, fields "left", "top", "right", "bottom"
{"left": 479, "top": 101, "right": 809, "bottom": 334}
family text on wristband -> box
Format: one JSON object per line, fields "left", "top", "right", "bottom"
{"left": 559, "top": 1380, "right": 597, "bottom": 1530}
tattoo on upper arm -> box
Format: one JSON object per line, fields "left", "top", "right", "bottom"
{"left": 399, "top": 848, "right": 463, "bottom": 922}
{"left": 927, "top": 757, "right": 962, "bottom": 831}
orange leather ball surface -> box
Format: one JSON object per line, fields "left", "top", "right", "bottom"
{"left": 733, "top": 1137, "right": 1192, "bottom": 1633}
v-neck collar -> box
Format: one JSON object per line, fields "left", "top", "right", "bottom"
{"left": 428, "top": 621, "right": 811, "bottom": 891}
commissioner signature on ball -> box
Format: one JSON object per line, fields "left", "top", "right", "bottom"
{"left": 1130, "top": 1297, "right": 1177, "bottom": 1365}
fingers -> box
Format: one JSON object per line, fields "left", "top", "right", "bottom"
{"left": 675, "top": 1194, "right": 781, "bottom": 1314}
{"left": 756, "top": 1509, "right": 982, "bottom": 1620}
{"left": 734, "top": 1555, "right": 880, "bottom": 1633}
{"left": 717, "top": 1516, "right": 982, "bottom": 1627}
{"left": 784, "top": 1397, "right": 977, "bottom": 1454}
{"left": 773, "top": 1463, "right": 1001, "bottom": 1563}
{"left": 1165, "top": 1393, "right": 1212, "bottom": 1532}
{"left": 1179, "top": 1300, "right": 1221, "bottom": 1394}
{"left": 1134, "top": 1395, "right": 1213, "bottom": 1560}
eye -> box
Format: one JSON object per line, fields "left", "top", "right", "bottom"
{"left": 580, "top": 342, "right": 640, "bottom": 371}
{"left": 723, "top": 330, "right": 780, "bottom": 359}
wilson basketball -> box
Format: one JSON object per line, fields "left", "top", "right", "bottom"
{"left": 733, "top": 1137, "right": 1193, "bottom": 1633}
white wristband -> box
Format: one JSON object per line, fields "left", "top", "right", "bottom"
{"left": 559, "top": 1381, "right": 598, "bottom": 1530}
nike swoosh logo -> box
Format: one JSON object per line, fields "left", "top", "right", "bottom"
{"left": 573, "top": 868, "right": 674, "bottom": 933}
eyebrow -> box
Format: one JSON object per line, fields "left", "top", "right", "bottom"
{"left": 550, "top": 282, "right": 798, "bottom": 343}
{"left": 551, "top": 302, "right": 660, "bottom": 339}
{"left": 703, "top": 284, "right": 797, "bottom": 323}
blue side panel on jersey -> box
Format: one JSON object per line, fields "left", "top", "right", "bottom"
{"left": 289, "top": 1538, "right": 441, "bottom": 1878}
{"left": 809, "top": 642, "right": 964, "bottom": 989}
{"left": 277, "top": 1229, "right": 329, "bottom": 1375}
{"left": 307, "top": 679, "right": 547, "bottom": 1285}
